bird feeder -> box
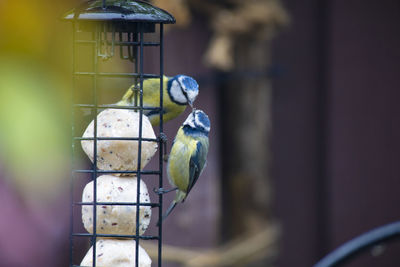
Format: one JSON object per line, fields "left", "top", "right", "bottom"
{"left": 63, "top": 1, "right": 175, "bottom": 266}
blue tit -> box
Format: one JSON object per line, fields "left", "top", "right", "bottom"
{"left": 158, "top": 109, "right": 210, "bottom": 225}
{"left": 117, "top": 75, "right": 199, "bottom": 126}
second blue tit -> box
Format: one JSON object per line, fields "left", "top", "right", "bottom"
{"left": 159, "top": 109, "right": 210, "bottom": 224}
{"left": 117, "top": 75, "right": 199, "bottom": 126}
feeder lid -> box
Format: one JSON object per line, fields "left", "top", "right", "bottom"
{"left": 63, "top": 0, "right": 175, "bottom": 23}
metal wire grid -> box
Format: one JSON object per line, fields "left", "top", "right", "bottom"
{"left": 70, "top": 21, "right": 165, "bottom": 267}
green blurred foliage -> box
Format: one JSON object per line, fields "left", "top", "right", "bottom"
{"left": 0, "top": 58, "right": 70, "bottom": 200}
{"left": 0, "top": 0, "right": 76, "bottom": 201}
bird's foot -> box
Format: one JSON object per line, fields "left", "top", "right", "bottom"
{"left": 158, "top": 133, "right": 168, "bottom": 162}
{"left": 159, "top": 133, "right": 168, "bottom": 143}
{"left": 153, "top": 187, "right": 178, "bottom": 195}
{"left": 162, "top": 154, "right": 169, "bottom": 162}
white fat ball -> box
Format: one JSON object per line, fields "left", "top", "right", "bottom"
{"left": 82, "top": 175, "right": 151, "bottom": 236}
{"left": 81, "top": 109, "right": 158, "bottom": 175}
{"left": 80, "top": 239, "right": 151, "bottom": 267}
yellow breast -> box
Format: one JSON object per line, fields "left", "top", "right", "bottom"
{"left": 167, "top": 128, "right": 198, "bottom": 192}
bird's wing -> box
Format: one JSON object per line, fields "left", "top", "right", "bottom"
{"left": 144, "top": 107, "right": 167, "bottom": 117}
{"left": 141, "top": 77, "right": 169, "bottom": 117}
{"left": 187, "top": 140, "right": 207, "bottom": 195}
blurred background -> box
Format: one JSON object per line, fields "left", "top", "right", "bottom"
{"left": 0, "top": 0, "right": 399, "bottom": 266}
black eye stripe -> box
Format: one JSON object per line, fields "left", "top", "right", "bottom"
{"left": 181, "top": 88, "right": 189, "bottom": 102}
{"left": 166, "top": 79, "right": 187, "bottom": 105}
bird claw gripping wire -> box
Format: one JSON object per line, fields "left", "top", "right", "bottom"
{"left": 153, "top": 187, "right": 178, "bottom": 195}
{"left": 159, "top": 133, "right": 169, "bottom": 162}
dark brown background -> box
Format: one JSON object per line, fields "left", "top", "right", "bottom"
{"left": 272, "top": 0, "right": 400, "bottom": 266}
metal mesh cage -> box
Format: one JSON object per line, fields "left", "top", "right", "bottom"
{"left": 64, "top": 1, "right": 175, "bottom": 266}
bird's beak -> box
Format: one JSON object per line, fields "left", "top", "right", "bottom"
{"left": 188, "top": 101, "right": 193, "bottom": 108}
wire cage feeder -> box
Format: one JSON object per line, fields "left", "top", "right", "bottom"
{"left": 64, "top": 1, "right": 175, "bottom": 266}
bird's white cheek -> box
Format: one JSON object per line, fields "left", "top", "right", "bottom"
{"left": 170, "top": 80, "right": 187, "bottom": 104}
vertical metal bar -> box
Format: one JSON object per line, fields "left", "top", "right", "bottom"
{"left": 119, "top": 32, "right": 125, "bottom": 60}
{"left": 134, "top": 32, "right": 139, "bottom": 106}
{"left": 102, "top": 0, "right": 106, "bottom": 10}
{"left": 92, "top": 23, "right": 100, "bottom": 267}
{"left": 99, "top": 25, "right": 103, "bottom": 58}
{"left": 135, "top": 23, "right": 145, "bottom": 267}
{"left": 158, "top": 23, "right": 164, "bottom": 267}
{"left": 111, "top": 25, "right": 115, "bottom": 58}
{"left": 129, "top": 31, "right": 135, "bottom": 63}
{"left": 128, "top": 32, "right": 133, "bottom": 61}
{"left": 70, "top": 21, "right": 77, "bottom": 267}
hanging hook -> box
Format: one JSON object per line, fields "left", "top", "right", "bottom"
{"left": 110, "top": 25, "right": 115, "bottom": 58}
{"left": 98, "top": 23, "right": 115, "bottom": 60}
{"left": 98, "top": 23, "right": 108, "bottom": 60}
{"left": 120, "top": 32, "right": 131, "bottom": 60}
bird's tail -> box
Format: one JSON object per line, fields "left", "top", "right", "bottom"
{"left": 157, "top": 201, "right": 177, "bottom": 227}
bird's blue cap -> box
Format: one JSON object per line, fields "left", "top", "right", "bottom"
{"left": 183, "top": 109, "right": 210, "bottom": 133}
{"left": 195, "top": 110, "right": 210, "bottom": 130}
{"left": 176, "top": 75, "right": 198, "bottom": 92}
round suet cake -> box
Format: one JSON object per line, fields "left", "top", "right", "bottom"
{"left": 82, "top": 175, "right": 151, "bottom": 236}
{"left": 81, "top": 109, "right": 158, "bottom": 175}
{"left": 80, "top": 239, "right": 151, "bottom": 267}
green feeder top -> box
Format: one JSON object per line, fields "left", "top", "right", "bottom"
{"left": 63, "top": 0, "right": 175, "bottom": 24}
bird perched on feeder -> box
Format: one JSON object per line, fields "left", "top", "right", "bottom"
{"left": 117, "top": 75, "right": 199, "bottom": 126}
{"left": 158, "top": 109, "right": 210, "bottom": 225}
